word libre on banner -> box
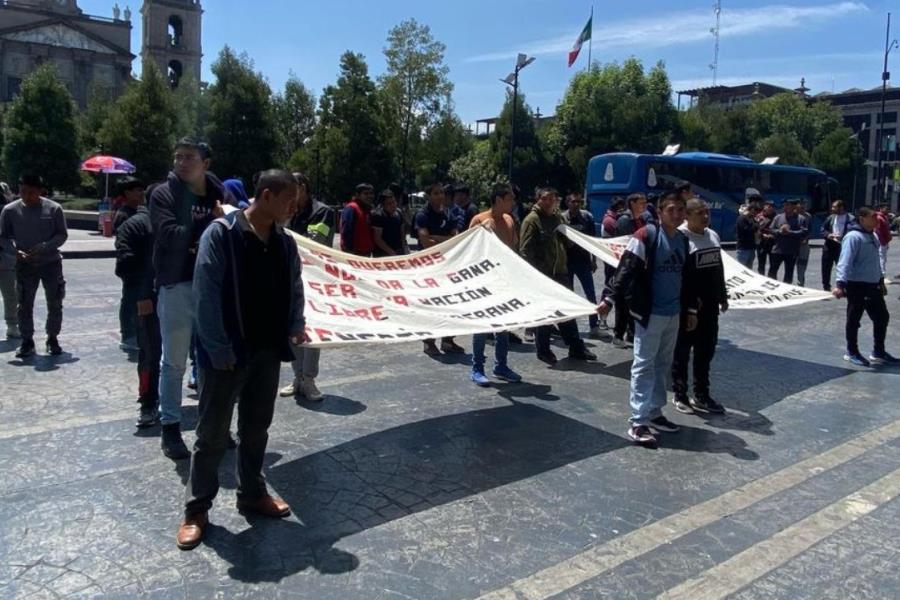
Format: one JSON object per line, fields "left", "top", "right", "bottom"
{"left": 560, "top": 225, "right": 834, "bottom": 309}
{"left": 294, "top": 227, "right": 598, "bottom": 347}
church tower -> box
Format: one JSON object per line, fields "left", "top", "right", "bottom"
{"left": 140, "top": 0, "right": 202, "bottom": 88}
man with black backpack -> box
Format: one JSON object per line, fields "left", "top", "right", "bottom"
{"left": 599, "top": 192, "right": 699, "bottom": 447}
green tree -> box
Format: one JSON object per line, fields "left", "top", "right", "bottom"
{"left": 812, "top": 127, "right": 864, "bottom": 199}
{"left": 380, "top": 18, "right": 452, "bottom": 186}
{"left": 677, "top": 104, "right": 754, "bottom": 156}
{"left": 551, "top": 59, "right": 678, "bottom": 186}
{"left": 449, "top": 139, "right": 501, "bottom": 204}
{"left": 315, "top": 51, "right": 394, "bottom": 200}
{"left": 172, "top": 74, "right": 209, "bottom": 139}
{"left": 98, "top": 62, "right": 178, "bottom": 183}
{"left": 79, "top": 85, "right": 114, "bottom": 157}
{"left": 490, "top": 89, "right": 546, "bottom": 195}
{"left": 748, "top": 93, "right": 842, "bottom": 155}
{"left": 416, "top": 102, "right": 472, "bottom": 185}
{"left": 1, "top": 64, "right": 80, "bottom": 192}
{"left": 205, "top": 46, "right": 277, "bottom": 181}
{"left": 752, "top": 133, "right": 810, "bottom": 166}
{"left": 273, "top": 75, "right": 316, "bottom": 164}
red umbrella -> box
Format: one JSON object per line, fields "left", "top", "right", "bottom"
{"left": 80, "top": 155, "right": 137, "bottom": 199}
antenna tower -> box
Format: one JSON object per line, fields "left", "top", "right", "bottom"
{"left": 710, "top": 0, "right": 722, "bottom": 86}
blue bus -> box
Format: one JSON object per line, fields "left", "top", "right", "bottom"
{"left": 584, "top": 152, "right": 836, "bottom": 241}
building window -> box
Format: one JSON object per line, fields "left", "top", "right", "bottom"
{"left": 168, "top": 15, "right": 183, "bottom": 48}
{"left": 5, "top": 77, "right": 22, "bottom": 102}
{"left": 167, "top": 60, "right": 183, "bottom": 88}
{"left": 877, "top": 111, "right": 898, "bottom": 124}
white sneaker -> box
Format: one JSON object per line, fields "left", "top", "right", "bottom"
{"left": 279, "top": 379, "right": 301, "bottom": 397}
{"left": 299, "top": 377, "right": 324, "bottom": 402}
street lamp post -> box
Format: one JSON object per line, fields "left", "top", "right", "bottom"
{"left": 500, "top": 53, "right": 535, "bottom": 184}
{"left": 875, "top": 12, "right": 898, "bottom": 204}
{"left": 850, "top": 122, "right": 866, "bottom": 210}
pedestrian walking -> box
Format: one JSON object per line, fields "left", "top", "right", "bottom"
{"left": 112, "top": 177, "right": 146, "bottom": 234}
{"left": 671, "top": 198, "right": 729, "bottom": 415}
{"left": 520, "top": 187, "right": 596, "bottom": 365}
{"left": 150, "top": 138, "right": 227, "bottom": 460}
{"left": 177, "top": 169, "right": 304, "bottom": 551}
{"left": 114, "top": 191, "right": 162, "bottom": 427}
{"left": 468, "top": 183, "right": 523, "bottom": 386}
{"left": 450, "top": 184, "right": 479, "bottom": 231}
{"left": 598, "top": 192, "right": 699, "bottom": 447}
{"left": 0, "top": 174, "right": 68, "bottom": 358}
{"left": 832, "top": 206, "right": 899, "bottom": 367}
{"left": 821, "top": 200, "right": 853, "bottom": 291}
{"left": 339, "top": 183, "right": 375, "bottom": 256}
{"left": 415, "top": 182, "right": 464, "bottom": 356}
{"left": 280, "top": 172, "right": 334, "bottom": 403}
{"left": 562, "top": 193, "right": 601, "bottom": 337}
{"left": 767, "top": 200, "right": 807, "bottom": 284}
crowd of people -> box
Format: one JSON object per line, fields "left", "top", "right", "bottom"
{"left": 0, "top": 137, "right": 898, "bottom": 550}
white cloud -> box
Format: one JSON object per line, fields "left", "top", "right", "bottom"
{"left": 464, "top": 1, "right": 868, "bottom": 63}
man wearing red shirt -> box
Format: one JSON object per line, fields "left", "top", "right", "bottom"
{"left": 875, "top": 203, "right": 892, "bottom": 275}
{"left": 340, "top": 184, "right": 375, "bottom": 256}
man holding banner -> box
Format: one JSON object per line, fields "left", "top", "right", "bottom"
{"left": 671, "top": 199, "right": 728, "bottom": 415}
{"left": 520, "top": 187, "right": 596, "bottom": 365}
{"left": 598, "top": 192, "right": 699, "bottom": 447}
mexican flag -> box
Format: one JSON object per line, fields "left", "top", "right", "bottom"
{"left": 568, "top": 16, "right": 592, "bottom": 67}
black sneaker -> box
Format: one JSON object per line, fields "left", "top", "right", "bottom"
{"left": 423, "top": 341, "right": 440, "bottom": 356}
{"left": 649, "top": 415, "right": 680, "bottom": 433}
{"left": 672, "top": 396, "right": 694, "bottom": 414}
{"left": 627, "top": 425, "right": 657, "bottom": 446}
{"left": 537, "top": 350, "right": 558, "bottom": 365}
{"left": 46, "top": 337, "right": 63, "bottom": 356}
{"left": 869, "top": 351, "right": 900, "bottom": 365}
{"left": 15, "top": 338, "right": 35, "bottom": 358}
{"left": 136, "top": 404, "right": 160, "bottom": 428}
{"left": 690, "top": 395, "right": 726, "bottom": 414}
{"left": 568, "top": 346, "right": 597, "bottom": 361}
{"left": 440, "top": 339, "right": 466, "bottom": 354}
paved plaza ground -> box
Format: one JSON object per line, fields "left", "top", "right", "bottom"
{"left": 2, "top": 249, "right": 900, "bottom": 599}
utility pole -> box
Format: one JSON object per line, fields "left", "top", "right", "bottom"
{"left": 876, "top": 12, "right": 897, "bottom": 203}
{"left": 500, "top": 54, "right": 535, "bottom": 185}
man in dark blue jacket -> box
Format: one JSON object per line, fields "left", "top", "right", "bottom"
{"left": 150, "top": 138, "right": 227, "bottom": 460}
{"left": 177, "top": 169, "right": 304, "bottom": 551}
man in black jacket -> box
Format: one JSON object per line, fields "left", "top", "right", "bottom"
{"left": 114, "top": 194, "right": 162, "bottom": 428}
{"left": 610, "top": 193, "right": 647, "bottom": 347}
{"left": 671, "top": 199, "right": 729, "bottom": 415}
{"left": 150, "top": 138, "right": 227, "bottom": 460}
{"left": 177, "top": 169, "right": 303, "bottom": 551}
{"left": 598, "top": 192, "right": 699, "bottom": 447}
{"left": 280, "top": 172, "right": 334, "bottom": 402}
{"left": 114, "top": 177, "right": 145, "bottom": 351}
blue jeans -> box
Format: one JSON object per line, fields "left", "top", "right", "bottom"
{"left": 472, "top": 331, "right": 509, "bottom": 372}
{"left": 566, "top": 263, "right": 599, "bottom": 329}
{"left": 157, "top": 282, "right": 195, "bottom": 425}
{"left": 736, "top": 249, "right": 755, "bottom": 269}
{"left": 629, "top": 314, "right": 680, "bottom": 426}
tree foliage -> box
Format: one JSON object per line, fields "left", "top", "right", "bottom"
{"left": 273, "top": 75, "right": 316, "bottom": 165}
{"left": 551, "top": 59, "right": 678, "bottom": 186}
{"left": 1, "top": 64, "right": 80, "bottom": 191}
{"left": 98, "top": 62, "right": 178, "bottom": 183}
{"left": 491, "top": 89, "right": 546, "bottom": 195}
{"left": 416, "top": 102, "right": 472, "bottom": 185}
{"left": 206, "top": 46, "right": 277, "bottom": 181}
{"left": 380, "top": 19, "right": 452, "bottom": 185}
{"left": 449, "top": 139, "right": 501, "bottom": 204}
{"left": 172, "top": 75, "right": 209, "bottom": 139}
{"left": 811, "top": 127, "right": 864, "bottom": 199}
{"left": 314, "top": 52, "right": 394, "bottom": 200}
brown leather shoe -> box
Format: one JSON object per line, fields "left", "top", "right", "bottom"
{"left": 176, "top": 512, "right": 208, "bottom": 550}
{"left": 236, "top": 494, "right": 291, "bottom": 518}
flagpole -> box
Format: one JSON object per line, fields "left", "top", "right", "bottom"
{"left": 587, "top": 5, "right": 593, "bottom": 69}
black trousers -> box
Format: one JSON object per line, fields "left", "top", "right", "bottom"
{"left": 119, "top": 276, "right": 142, "bottom": 342}
{"left": 137, "top": 310, "right": 161, "bottom": 408}
{"left": 757, "top": 246, "right": 772, "bottom": 276}
{"left": 535, "top": 275, "right": 584, "bottom": 354}
{"left": 821, "top": 240, "right": 842, "bottom": 291}
{"left": 768, "top": 253, "right": 796, "bottom": 284}
{"left": 16, "top": 260, "right": 65, "bottom": 339}
{"left": 845, "top": 282, "right": 889, "bottom": 356}
{"left": 185, "top": 348, "right": 281, "bottom": 516}
{"left": 671, "top": 310, "right": 719, "bottom": 399}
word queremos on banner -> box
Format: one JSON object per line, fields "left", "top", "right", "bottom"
{"left": 560, "top": 225, "right": 834, "bottom": 309}
{"left": 293, "top": 226, "right": 598, "bottom": 347}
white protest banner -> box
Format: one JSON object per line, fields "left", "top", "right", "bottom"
{"left": 295, "top": 226, "right": 598, "bottom": 347}
{"left": 560, "top": 225, "right": 833, "bottom": 309}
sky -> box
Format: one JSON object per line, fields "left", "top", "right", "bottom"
{"left": 77, "top": 0, "right": 896, "bottom": 125}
